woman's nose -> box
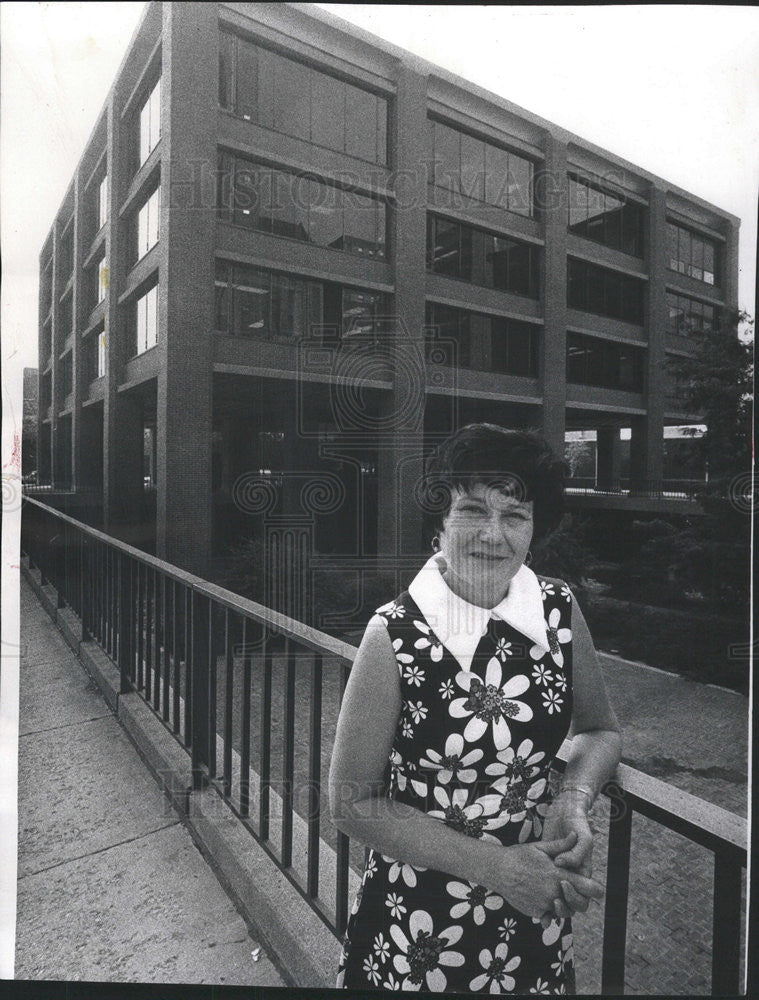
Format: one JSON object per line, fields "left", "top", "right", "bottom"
{"left": 479, "top": 515, "right": 504, "bottom": 542}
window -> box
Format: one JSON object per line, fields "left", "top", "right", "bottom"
{"left": 218, "top": 151, "right": 387, "bottom": 260}
{"left": 139, "top": 78, "right": 161, "bottom": 166}
{"left": 59, "top": 223, "right": 74, "bottom": 281}
{"left": 61, "top": 352, "right": 73, "bottom": 397}
{"left": 567, "top": 258, "right": 644, "bottom": 323}
{"left": 490, "top": 317, "right": 539, "bottom": 376}
{"left": 425, "top": 302, "right": 539, "bottom": 376}
{"left": 667, "top": 222, "right": 719, "bottom": 285}
{"left": 427, "top": 214, "right": 539, "bottom": 297}
{"left": 134, "top": 284, "right": 158, "bottom": 355}
{"left": 566, "top": 332, "right": 644, "bottom": 391}
{"left": 218, "top": 31, "right": 388, "bottom": 165}
{"left": 41, "top": 260, "right": 53, "bottom": 318}
{"left": 425, "top": 302, "right": 472, "bottom": 368}
{"left": 97, "top": 330, "right": 107, "bottom": 378}
{"left": 136, "top": 186, "right": 161, "bottom": 260}
{"left": 666, "top": 291, "right": 718, "bottom": 337}
{"left": 98, "top": 176, "right": 108, "bottom": 230}
{"left": 568, "top": 176, "right": 645, "bottom": 257}
{"left": 341, "top": 288, "right": 389, "bottom": 338}
{"left": 214, "top": 259, "right": 322, "bottom": 341}
{"left": 97, "top": 257, "right": 109, "bottom": 304}
{"left": 60, "top": 295, "right": 73, "bottom": 342}
{"left": 429, "top": 118, "right": 534, "bottom": 217}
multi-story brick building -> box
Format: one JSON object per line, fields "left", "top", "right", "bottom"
{"left": 37, "top": 1, "right": 739, "bottom": 579}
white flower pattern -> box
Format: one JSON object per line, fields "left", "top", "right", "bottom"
{"left": 449, "top": 657, "right": 533, "bottom": 749}
{"left": 339, "top": 580, "right": 574, "bottom": 992}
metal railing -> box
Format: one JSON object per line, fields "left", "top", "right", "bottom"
{"left": 20, "top": 498, "right": 747, "bottom": 995}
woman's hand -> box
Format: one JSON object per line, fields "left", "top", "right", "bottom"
{"left": 494, "top": 832, "right": 604, "bottom": 919}
{"left": 542, "top": 795, "right": 594, "bottom": 876}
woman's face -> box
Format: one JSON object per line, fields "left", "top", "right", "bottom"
{"left": 438, "top": 481, "right": 534, "bottom": 604}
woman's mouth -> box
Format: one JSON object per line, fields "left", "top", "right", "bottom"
{"left": 470, "top": 552, "right": 508, "bottom": 562}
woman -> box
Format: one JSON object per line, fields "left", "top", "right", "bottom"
{"left": 329, "top": 424, "right": 621, "bottom": 994}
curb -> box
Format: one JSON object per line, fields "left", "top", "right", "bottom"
{"left": 21, "top": 559, "right": 340, "bottom": 988}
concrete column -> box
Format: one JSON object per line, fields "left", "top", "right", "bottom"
{"left": 540, "top": 133, "right": 568, "bottom": 457}
{"left": 50, "top": 221, "right": 63, "bottom": 488}
{"left": 103, "top": 89, "right": 144, "bottom": 534}
{"left": 377, "top": 62, "right": 429, "bottom": 557}
{"left": 596, "top": 426, "right": 622, "bottom": 491}
{"left": 155, "top": 1, "right": 217, "bottom": 574}
{"left": 71, "top": 170, "right": 85, "bottom": 493}
{"left": 723, "top": 220, "right": 740, "bottom": 314}
{"left": 632, "top": 184, "right": 666, "bottom": 492}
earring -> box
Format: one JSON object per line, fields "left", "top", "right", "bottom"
{"left": 431, "top": 535, "right": 440, "bottom": 552}
{"left": 525, "top": 550, "right": 533, "bottom": 567}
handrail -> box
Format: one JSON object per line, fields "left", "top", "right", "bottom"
{"left": 22, "top": 499, "right": 747, "bottom": 855}
{"left": 23, "top": 497, "right": 355, "bottom": 661}
{"left": 20, "top": 497, "right": 748, "bottom": 994}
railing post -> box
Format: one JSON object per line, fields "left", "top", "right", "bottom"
{"left": 712, "top": 848, "right": 742, "bottom": 995}
{"left": 190, "top": 587, "right": 210, "bottom": 790}
{"left": 307, "top": 653, "right": 323, "bottom": 899}
{"left": 118, "top": 553, "right": 134, "bottom": 694}
{"left": 80, "top": 534, "right": 90, "bottom": 641}
{"left": 281, "top": 638, "right": 296, "bottom": 869}
{"left": 601, "top": 785, "right": 633, "bottom": 995}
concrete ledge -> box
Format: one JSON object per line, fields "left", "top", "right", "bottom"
{"left": 185, "top": 787, "right": 340, "bottom": 988}
{"left": 117, "top": 692, "right": 195, "bottom": 817}
{"left": 56, "top": 606, "right": 82, "bottom": 655}
{"left": 78, "top": 640, "right": 121, "bottom": 713}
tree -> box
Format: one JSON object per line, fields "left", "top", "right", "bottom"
{"left": 664, "top": 309, "right": 754, "bottom": 611}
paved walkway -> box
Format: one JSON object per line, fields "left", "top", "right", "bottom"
{"left": 15, "top": 576, "right": 284, "bottom": 987}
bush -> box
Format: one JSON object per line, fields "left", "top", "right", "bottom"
{"left": 583, "top": 593, "right": 748, "bottom": 694}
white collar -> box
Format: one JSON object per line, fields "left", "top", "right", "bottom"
{"left": 407, "top": 553, "right": 551, "bottom": 671}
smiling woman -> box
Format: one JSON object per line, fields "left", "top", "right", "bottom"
{"left": 328, "top": 423, "right": 622, "bottom": 993}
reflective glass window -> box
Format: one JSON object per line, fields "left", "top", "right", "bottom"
{"left": 273, "top": 56, "right": 310, "bottom": 140}
{"left": 460, "top": 132, "right": 485, "bottom": 202}
{"left": 307, "top": 179, "right": 343, "bottom": 248}
{"left": 237, "top": 37, "right": 259, "bottom": 121}
{"left": 345, "top": 83, "right": 377, "bottom": 161}
{"left": 434, "top": 123, "right": 460, "bottom": 193}
{"left": 219, "top": 31, "right": 235, "bottom": 109}
{"left": 507, "top": 156, "right": 532, "bottom": 216}
{"left": 311, "top": 71, "right": 345, "bottom": 153}
{"left": 485, "top": 144, "right": 510, "bottom": 209}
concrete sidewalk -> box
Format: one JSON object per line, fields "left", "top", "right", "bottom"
{"left": 15, "top": 574, "right": 285, "bottom": 987}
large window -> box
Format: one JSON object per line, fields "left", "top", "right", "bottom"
{"left": 667, "top": 222, "right": 719, "bottom": 286}
{"left": 97, "top": 257, "right": 109, "bottom": 304}
{"left": 98, "top": 176, "right": 108, "bottom": 230}
{"left": 136, "top": 186, "right": 161, "bottom": 260}
{"left": 139, "top": 78, "right": 161, "bottom": 167}
{"left": 567, "top": 257, "right": 644, "bottom": 323}
{"left": 219, "top": 31, "right": 388, "bottom": 165}
{"left": 215, "top": 260, "right": 322, "bottom": 341}
{"left": 214, "top": 259, "right": 388, "bottom": 341}
{"left": 61, "top": 351, "right": 73, "bottom": 397}
{"left": 667, "top": 291, "right": 719, "bottom": 337}
{"left": 59, "top": 222, "right": 74, "bottom": 281}
{"left": 568, "top": 175, "right": 644, "bottom": 257}
{"left": 567, "top": 332, "right": 644, "bottom": 391}
{"left": 427, "top": 118, "right": 534, "bottom": 217}
{"left": 218, "top": 152, "right": 387, "bottom": 260}
{"left": 427, "top": 214, "right": 539, "bottom": 298}
{"left": 425, "top": 302, "right": 539, "bottom": 376}
{"left": 134, "top": 283, "right": 158, "bottom": 355}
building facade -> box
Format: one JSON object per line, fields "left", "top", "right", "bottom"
{"left": 37, "top": 1, "right": 740, "bottom": 580}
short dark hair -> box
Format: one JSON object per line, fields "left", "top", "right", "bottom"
{"left": 423, "top": 423, "right": 566, "bottom": 542}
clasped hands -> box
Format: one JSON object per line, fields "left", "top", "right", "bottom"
{"left": 537, "top": 798, "right": 601, "bottom": 921}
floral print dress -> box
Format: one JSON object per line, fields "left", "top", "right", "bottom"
{"left": 337, "top": 572, "right": 575, "bottom": 994}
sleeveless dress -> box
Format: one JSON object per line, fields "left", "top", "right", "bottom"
{"left": 337, "top": 560, "right": 575, "bottom": 994}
